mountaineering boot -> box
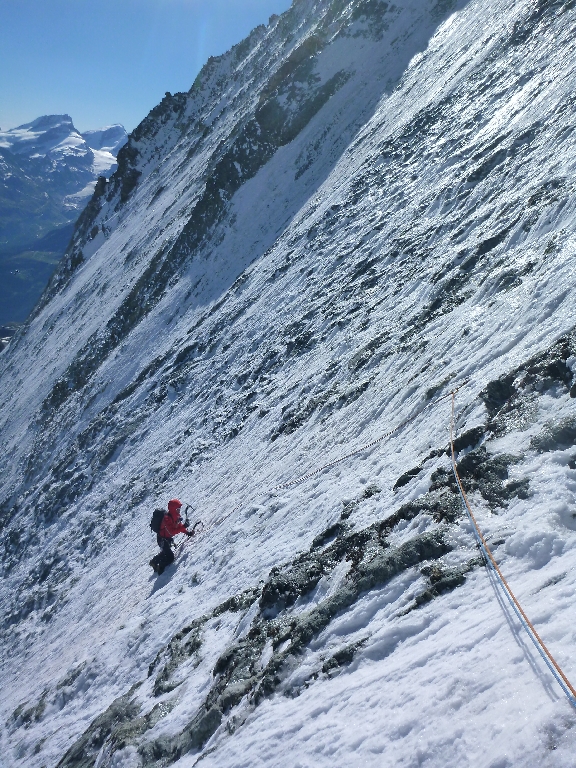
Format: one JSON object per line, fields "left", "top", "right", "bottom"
{"left": 149, "top": 558, "right": 158, "bottom": 573}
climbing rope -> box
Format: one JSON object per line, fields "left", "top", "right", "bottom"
{"left": 268, "top": 386, "right": 461, "bottom": 493}
{"left": 181, "top": 380, "right": 469, "bottom": 546}
{"left": 450, "top": 391, "right": 576, "bottom": 709}
{"left": 240, "top": 381, "right": 470, "bottom": 502}
{"left": 173, "top": 383, "right": 576, "bottom": 711}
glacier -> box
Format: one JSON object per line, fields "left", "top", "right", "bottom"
{"left": 1, "top": 0, "right": 576, "bottom": 765}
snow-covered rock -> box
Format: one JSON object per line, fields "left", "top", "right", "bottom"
{"left": 2, "top": 0, "right": 576, "bottom": 766}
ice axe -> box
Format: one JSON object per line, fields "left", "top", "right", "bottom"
{"left": 190, "top": 519, "right": 204, "bottom": 534}
{"left": 175, "top": 518, "right": 203, "bottom": 556}
{"left": 181, "top": 501, "right": 202, "bottom": 532}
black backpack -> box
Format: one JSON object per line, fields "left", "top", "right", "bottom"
{"left": 150, "top": 508, "right": 165, "bottom": 534}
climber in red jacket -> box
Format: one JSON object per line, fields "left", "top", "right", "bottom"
{"left": 150, "top": 499, "right": 194, "bottom": 574}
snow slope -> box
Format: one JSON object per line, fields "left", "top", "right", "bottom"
{"left": 2, "top": 0, "right": 576, "bottom": 766}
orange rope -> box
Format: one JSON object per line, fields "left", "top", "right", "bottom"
{"left": 179, "top": 385, "right": 576, "bottom": 709}
{"left": 450, "top": 392, "right": 576, "bottom": 706}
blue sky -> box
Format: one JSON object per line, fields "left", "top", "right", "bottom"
{"left": 0, "top": 0, "right": 291, "bottom": 134}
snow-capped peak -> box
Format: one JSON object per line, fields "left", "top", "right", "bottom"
{"left": 81, "top": 124, "right": 128, "bottom": 155}
{"left": 0, "top": 115, "right": 127, "bottom": 166}
{"left": 0, "top": 114, "right": 79, "bottom": 156}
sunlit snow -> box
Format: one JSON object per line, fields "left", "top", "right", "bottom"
{"left": 1, "top": 0, "right": 576, "bottom": 766}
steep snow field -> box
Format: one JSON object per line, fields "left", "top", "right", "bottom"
{"left": 2, "top": 0, "right": 576, "bottom": 765}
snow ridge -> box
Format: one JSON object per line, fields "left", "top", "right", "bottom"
{"left": 2, "top": 0, "right": 576, "bottom": 765}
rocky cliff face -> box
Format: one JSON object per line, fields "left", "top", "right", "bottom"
{"left": 2, "top": 0, "right": 576, "bottom": 766}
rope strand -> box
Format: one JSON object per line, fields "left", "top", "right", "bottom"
{"left": 180, "top": 383, "right": 576, "bottom": 711}
{"left": 450, "top": 392, "right": 576, "bottom": 708}
{"left": 203, "top": 382, "right": 469, "bottom": 532}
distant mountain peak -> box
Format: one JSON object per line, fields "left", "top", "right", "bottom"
{"left": 20, "top": 114, "right": 75, "bottom": 131}
{"left": 0, "top": 116, "right": 126, "bottom": 159}
{"left": 81, "top": 124, "right": 127, "bottom": 155}
{"left": 0, "top": 115, "right": 127, "bottom": 324}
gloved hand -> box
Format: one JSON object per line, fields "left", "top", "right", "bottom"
{"left": 186, "top": 530, "right": 194, "bottom": 537}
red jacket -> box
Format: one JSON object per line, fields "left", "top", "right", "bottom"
{"left": 159, "top": 509, "right": 188, "bottom": 538}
